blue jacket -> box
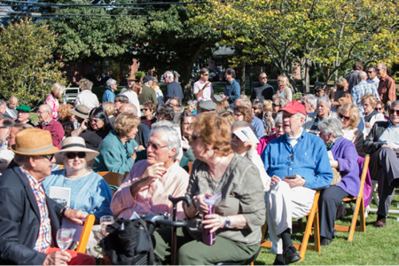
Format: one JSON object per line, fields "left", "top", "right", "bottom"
{"left": 165, "top": 81, "right": 184, "bottom": 101}
{"left": 102, "top": 87, "right": 116, "bottom": 103}
{"left": 93, "top": 130, "right": 145, "bottom": 174}
{"left": 261, "top": 130, "right": 333, "bottom": 190}
{"left": 224, "top": 79, "right": 240, "bottom": 108}
{"left": 251, "top": 116, "right": 265, "bottom": 139}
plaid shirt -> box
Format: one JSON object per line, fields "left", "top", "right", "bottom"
{"left": 377, "top": 75, "right": 397, "bottom": 104}
{"left": 351, "top": 81, "right": 381, "bottom": 113}
{"left": 20, "top": 167, "right": 51, "bottom": 253}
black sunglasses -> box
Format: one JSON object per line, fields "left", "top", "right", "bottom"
{"left": 375, "top": 107, "right": 383, "bottom": 111}
{"left": 389, "top": 109, "right": 399, "bottom": 115}
{"left": 42, "top": 154, "right": 55, "bottom": 161}
{"left": 66, "top": 152, "right": 86, "bottom": 159}
{"left": 339, "top": 113, "right": 351, "bottom": 121}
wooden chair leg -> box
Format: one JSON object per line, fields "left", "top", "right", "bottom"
{"left": 313, "top": 209, "right": 321, "bottom": 253}
{"left": 348, "top": 196, "right": 362, "bottom": 241}
{"left": 298, "top": 210, "right": 315, "bottom": 262}
{"left": 359, "top": 197, "right": 366, "bottom": 233}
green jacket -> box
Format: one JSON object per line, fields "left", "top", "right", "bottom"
{"left": 93, "top": 130, "right": 146, "bottom": 174}
{"left": 138, "top": 85, "right": 158, "bottom": 105}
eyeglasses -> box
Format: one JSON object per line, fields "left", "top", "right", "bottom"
{"left": 260, "top": 77, "right": 267, "bottom": 79}
{"left": 203, "top": 73, "right": 209, "bottom": 76}
{"left": 0, "top": 126, "right": 9, "bottom": 129}
{"left": 143, "top": 108, "right": 149, "bottom": 111}
{"left": 339, "top": 113, "right": 351, "bottom": 121}
{"left": 90, "top": 118, "right": 103, "bottom": 123}
{"left": 231, "top": 133, "right": 238, "bottom": 140}
{"left": 170, "top": 104, "right": 181, "bottom": 108}
{"left": 146, "top": 141, "right": 168, "bottom": 151}
{"left": 388, "top": 109, "right": 399, "bottom": 116}
{"left": 376, "top": 69, "right": 382, "bottom": 72}
{"left": 252, "top": 107, "right": 258, "bottom": 110}
{"left": 272, "top": 103, "right": 280, "bottom": 107}
{"left": 375, "top": 107, "right": 383, "bottom": 111}
{"left": 189, "top": 135, "right": 201, "bottom": 142}
{"left": 366, "top": 71, "right": 374, "bottom": 74}
{"left": 65, "top": 152, "right": 86, "bottom": 159}
{"left": 42, "top": 154, "right": 55, "bottom": 161}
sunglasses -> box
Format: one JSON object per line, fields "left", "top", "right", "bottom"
{"left": 260, "top": 77, "right": 267, "bottom": 79}
{"left": 42, "top": 154, "right": 55, "bottom": 161}
{"left": 272, "top": 103, "right": 280, "bottom": 107}
{"left": 231, "top": 133, "right": 239, "bottom": 140}
{"left": 66, "top": 152, "right": 86, "bottom": 159}
{"left": 146, "top": 141, "right": 167, "bottom": 151}
{"left": 389, "top": 109, "right": 399, "bottom": 115}
{"left": 0, "top": 126, "right": 9, "bottom": 129}
{"left": 366, "top": 71, "right": 374, "bottom": 74}
{"left": 339, "top": 113, "right": 351, "bottom": 121}
{"left": 143, "top": 108, "right": 149, "bottom": 111}
{"left": 375, "top": 107, "right": 383, "bottom": 111}
{"left": 376, "top": 69, "right": 382, "bottom": 72}
{"left": 203, "top": 73, "right": 209, "bottom": 76}
{"left": 189, "top": 135, "right": 201, "bottom": 142}
{"left": 89, "top": 118, "right": 103, "bottom": 123}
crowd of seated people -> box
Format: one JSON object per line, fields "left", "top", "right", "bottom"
{"left": 0, "top": 63, "right": 397, "bottom": 265}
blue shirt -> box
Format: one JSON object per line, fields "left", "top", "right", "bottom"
{"left": 351, "top": 81, "right": 380, "bottom": 113}
{"left": 43, "top": 170, "right": 113, "bottom": 219}
{"left": 251, "top": 115, "right": 265, "bottom": 139}
{"left": 102, "top": 87, "right": 116, "bottom": 103}
{"left": 224, "top": 79, "right": 240, "bottom": 108}
{"left": 261, "top": 130, "right": 333, "bottom": 190}
{"left": 165, "top": 81, "right": 184, "bottom": 101}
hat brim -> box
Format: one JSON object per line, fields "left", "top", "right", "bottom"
{"left": 11, "top": 145, "right": 59, "bottom": 156}
{"left": 69, "top": 109, "right": 89, "bottom": 119}
{"left": 55, "top": 147, "right": 100, "bottom": 164}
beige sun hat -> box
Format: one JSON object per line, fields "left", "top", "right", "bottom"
{"left": 69, "top": 105, "right": 90, "bottom": 119}
{"left": 55, "top": 136, "right": 99, "bottom": 164}
{"left": 11, "top": 128, "right": 59, "bottom": 155}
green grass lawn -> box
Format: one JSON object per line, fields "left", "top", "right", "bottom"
{"left": 256, "top": 194, "right": 399, "bottom": 265}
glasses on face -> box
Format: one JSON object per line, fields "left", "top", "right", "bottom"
{"left": 170, "top": 103, "right": 181, "bottom": 108}
{"left": 234, "top": 113, "right": 243, "bottom": 117}
{"left": 189, "top": 135, "right": 201, "bottom": 143}
{"left": 376, "top": 69, "right": 382, "bottom": 72}
{"left": 183, "top": 122, "right": 193, "bottom": 126}
{"left": 339, "top": 113, "right": 351, "bottom": 121}
{"left": 0, "top": 126, "right": 9, "bottom": 129}
{"left": 375, "top": 107, "right": 383, "bottom": 111}
{"left": 272, "top": 103, "right": 280, "bottom": 107}
{"left": 231, "top": 133, "right": 239, "bottom": 140}
{"left": 366, "top": 71, "right": 374, "bottom": 74}
{"left": 203, "top": 73, "right": 209, "bottom": 76}
{"left": 65, "top": 152, "right": 86, "bottom": 159}
{"left": 143, "top": 108, "right": 149, "bottom": 111}
{"left": 90, "top": 118, "right": 103, "bottom": 123}
{"left": 146, "top": 141, "right": 168, "bottom": 151}
{"left": 260, "top": 76, "right": 267, "bottom": 79}
{"left": 389, "top": 109, "right": 399, "bottom": 116}
{"left": 252, "top": 107, "right": 258, "bottom": 110}
{"left": 42, "top": 154, "right": 55, "bottom": 161}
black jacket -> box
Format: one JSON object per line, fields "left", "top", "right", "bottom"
{"left": 0, "top": 163, "right": 62, "bottom": 265}
{"left": 250, "top": 83, "right": 274, "bottom": 102}
{"left": 363, "top": 121, "right": 399, "bottom": 158}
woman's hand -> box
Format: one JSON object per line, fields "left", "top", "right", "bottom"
{"left": 193, "top": 193, "right": 212, "bottom": 213}
{"left": 80, "top": 119, "right": 89, "bottom": 131}
{"left": 202, "top": 214, "right": 225, "bottom": 233}
{"left": 70, "top": 119, "right": 88, "bottom": 136}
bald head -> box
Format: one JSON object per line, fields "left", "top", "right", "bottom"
{"left": 358, "top": 71, "right": 367, "bottom": 81}
{"left": 119, "top": 103, "right": 137, "bottom": 116}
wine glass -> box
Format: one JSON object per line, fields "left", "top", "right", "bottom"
{"left": 100, "top": 215, "right": 114, "bottom": 236}
{"left": 56, "top": 229, "right": 73, "bottom": 251}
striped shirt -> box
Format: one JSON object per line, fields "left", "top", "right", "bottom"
{"left": 351, "top": 81, "right": 380, "bottom": 113}
{"left": 20, "top": 167, "right": 51, "bottom": 253}
{"left": 110, "top": 160, "right": 189, "bottom": 220}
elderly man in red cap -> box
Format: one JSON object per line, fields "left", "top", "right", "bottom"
{"left": 0, "top": 128, "right": 95, "bottom": 265}
{"left": 261, "top": 101, "right": 333, "bottom": 265}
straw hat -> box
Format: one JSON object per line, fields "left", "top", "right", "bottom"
{"left": 69, "top": 105, "right": 90, "bottom": 119}
{"left": 55, "top": 137, "right": 99, "bottom": 164}
{"left": 126, "top": 75, "right": 137, "bottom": 81}
{"left": 11, "top": 128, "right": 59, "bottom": 155}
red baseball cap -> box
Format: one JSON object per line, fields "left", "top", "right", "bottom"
{"left": 280, "top": 101, "right": 306, "bottom": 116}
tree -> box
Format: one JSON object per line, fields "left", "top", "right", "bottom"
{"left": 0, "top": 19, "right": 68, "bottom": 106}
{"left": 195, "top": 0, "right": 398, "bottom": 92}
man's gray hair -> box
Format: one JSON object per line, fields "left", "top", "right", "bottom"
{"left": 231, "top": 121, "right": 251, "bottom": 130}
{"left": 275, "top": 112, "right": 283, "bottom": 124}
{"left": 377, "top": 63, "right": 387, "bottom": 70}
{"left": 317, "top": 95, "right": 331, "bottom": 107}
{"left": 187, "top": 100, "right": 197, "bottom": 108}
{"left": 164, "top": 71, "right": 174, "bottom": 80}
{"left": 390, "top": 100, "right": 399, "bottom": 109}
{"left": 303, "top": 94, "right": 317, "bottom": 109}
{"left": 106, "top": 78, "right": 117, "bottom": 87}
{"left": 120, "top": 103, "right": 137, "bottom": 116}
{"left": 368, "top": 66, "right": 376, "bottom": 72}
{"left": 318, "top": 117, "right": 342, "bottom": 138}
{"left": 40, "top": 104, "right": 53, "bottom": 114}
{"left": 0, "top": 100, "right": 6, "bottom": 108}
{"left": 149, "top": 124, "right": 181, "bottom": 160}
{"left": 235, "top": 98, "right": 252, "bottom": 109}
{"left": 115, "top": 94, "right": 129, "bottom": 103}
{"left": 358, "top": 71, "right": 367, "bottom": 80}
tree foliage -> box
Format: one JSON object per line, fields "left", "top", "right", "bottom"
{"left": 0, "top": 19, "right": 68, "bottom": 106}
{"left": 193, "top": 0, "right": 398, "bottom": 92}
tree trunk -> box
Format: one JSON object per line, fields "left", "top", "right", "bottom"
{"left": 239, "top": 63, "right": 246, "bottom": 95}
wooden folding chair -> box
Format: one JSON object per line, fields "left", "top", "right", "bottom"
{"left": 97, "top": 171, "right": 125, "bottom": 194}
{"left": 188, "top": 161, "right": 194, "bottom": 175}
{"left": 261, "top": 190, "right": 321, "bottom": 262}
{"left": 334, "top": 155, "right": 370, "bottom": 241}
{"left": 76, "top": 214, "right": 96, "bottom": 254}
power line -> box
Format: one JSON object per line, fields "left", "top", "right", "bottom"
{"left": 0, "top": 10, "right": 147, "bottom": 16}
{"left": 0, "top": 4, "right": 151, "bottom": 9}
{"left": 0, "top": 0, "right": 207, "bottom": 7}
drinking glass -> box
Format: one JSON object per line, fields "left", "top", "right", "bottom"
{"left": 56, "top": 228, "right": 73, "bottom": 251}
{"left": 100, "top": 215, "right": 114, "bottom": 236}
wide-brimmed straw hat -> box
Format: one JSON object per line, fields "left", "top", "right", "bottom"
{"left": 11, "top": 128, "right": 59, "bottom": 155}
{"left": 55, "top": 137, "right": 99, "bottom": 164}
{"left": 69, "top": 105, "right": 90, "bottom": 119}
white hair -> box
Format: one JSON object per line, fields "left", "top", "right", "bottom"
{"left": 318, "top": 117, "right": 343, "bottom": 138}
{"left": 164, "top": 71, "right": 174, "bottom": 80}
{"left": 149, "top": 124, "right": 181, "bottom": 160}
{"left": 235, "top": 98, "right": 251, "bottom": 109}
{"left": 303, "top": 94, "right": 317, "bottom": 109}
{"left": 40, "top": 104, "right": 52, "bottom": 114}
{"left": 106, "top": 78, "right": 117, "bottom": 87}
{"left": 317, "top": 95, "right": 331, "bottom": 107}
{"left": 275, "top": 112, "right": 283, "bottom": 124}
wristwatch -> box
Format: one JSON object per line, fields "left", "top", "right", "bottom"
{"left": 224, "top": 216, "right": 231, "bottom": 228}
{"left": 61, "top": 207, "right": 70, "bottom": 218}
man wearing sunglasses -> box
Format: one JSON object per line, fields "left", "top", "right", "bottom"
{"left": 0, "top": 128, "right": 94, "bottom": 265}
{"left": 250, "top": 72, "right": 274, "bottom": 103}
{"left": 376, "top": 63, "right": 396, "bottom": 107}
{"left": 364, "top": 100, "right": 399, "bottom": 228}
{"left": 193, "top": 68, "right": 213, "bottom": 102}
{"left": 366, "top": 66, "right": 380, "bottom": 89}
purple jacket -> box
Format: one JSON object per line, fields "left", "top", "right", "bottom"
{"left": 332, "top": 137, "right": 360, "bottom": 197}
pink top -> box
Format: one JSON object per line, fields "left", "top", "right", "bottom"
{"left": 111, "top": 160, "right": 189, "bottom": 220}
{"left": 257, "top": 133, "right": 277, "bottom": 155}
{"left": 45, "top": 93, "right": 59, "bottom": 120}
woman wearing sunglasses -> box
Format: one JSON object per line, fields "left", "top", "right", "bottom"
{"left": 140, "top": 101, "right": 157, "bottom": 128}
{"left": 361, "top": 94, "right": 386, "bottom": 136}
{"left": 43, "top": 136, "right": 113, "bottom": 220}
{"left": 337, "top": 103, "right": 365, "bottom": 156}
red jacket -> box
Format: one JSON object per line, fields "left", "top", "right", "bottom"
{"left": 36, "top": 119, "right": 64, "bottom": 149}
